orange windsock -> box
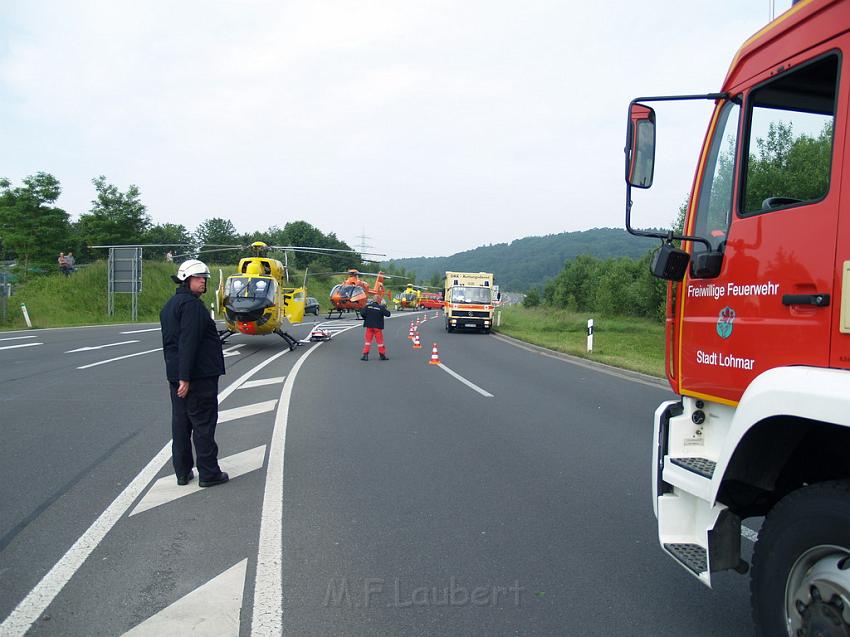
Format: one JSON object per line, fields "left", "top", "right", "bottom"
{"left": 429, "top": 342, "right": 441, "bottom": 365}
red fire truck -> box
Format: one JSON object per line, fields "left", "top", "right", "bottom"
{"left": 625, "top": 1, "right": 850, "bottom": 634}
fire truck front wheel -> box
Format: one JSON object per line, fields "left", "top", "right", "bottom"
{"left": 750, "top": 480, "right": 850, "bottom": 637}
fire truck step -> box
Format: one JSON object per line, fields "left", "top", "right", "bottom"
{"left": 669, "top": 457, "right": 716, "bottom": 479}
{"left": 664, "top": 543, "right": 707, "bottom": 575}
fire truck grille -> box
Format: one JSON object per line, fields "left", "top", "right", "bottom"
{"left": 669, "top": 457, "right": 716, "bottom": 479}
{"left": 664, "top": 543, "right": 707, "bottom": 575}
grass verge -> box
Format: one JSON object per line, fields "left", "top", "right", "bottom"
{"left": 0, "top": 261, "right": 338, "bottom": 330}
{"left": 493, "top": 305, "right": 666, "bottom": 378}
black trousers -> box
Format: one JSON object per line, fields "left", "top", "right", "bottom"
{"left": 169, "top": 377, "right": 222, "bottom": 481}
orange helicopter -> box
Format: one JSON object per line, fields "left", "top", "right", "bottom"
{"left": 327, "top": 269, "right": 406, "bottom": 319}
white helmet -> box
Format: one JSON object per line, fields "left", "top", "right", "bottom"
{"left": 175, "top": 259, "right": 210, "bottom": 281}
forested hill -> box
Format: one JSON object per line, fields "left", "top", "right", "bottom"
{"left": 388, "top": 227, "right": 657, "bottom": 291}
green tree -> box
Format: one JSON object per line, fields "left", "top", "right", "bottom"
{"left": 523, "top": 288, "right": 540, "bottom": 308}
{"left": 195, "top": 217, "right": 239, "bottom": 261}
{"left": 143, "top": 223, "right": 194, "bottom": 260}
{"left": 77, "top": 176, "right": 151, "bottom": 250}
{"left": 0, "top": 173, "right": 71, "bottom": 275}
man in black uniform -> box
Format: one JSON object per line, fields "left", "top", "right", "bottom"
{"left": 160, "top": 259, "right": 229, "bottom": 487}
{"left": 360, "top": 296, "right": 391, "bottom": 361}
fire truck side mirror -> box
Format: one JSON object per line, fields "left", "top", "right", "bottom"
{"left": 651, "top": 242, "right": 690, "bottom": 281}
{"left": 627, "top": 103, "right": 656, "bottom": 189}
{"left": 690, "top": 250, "right": 724, "bottom": 279}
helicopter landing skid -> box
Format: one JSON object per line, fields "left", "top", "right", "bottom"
{"left": 218, "top": 329, "right": 235, "bottom": 344}
{"left": 326, "top": 309, "right": 347, "bottom": 320}
{"left": 274, "top": 329, "right": 300, "bottom": 350}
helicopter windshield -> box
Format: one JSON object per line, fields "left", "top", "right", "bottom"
{"left": 225, "top": 276, "right": 277, "bottom": 302}
{"left": 336, "top": 285, "right": 363, "bottom": 300}
{"left": 450, "top": 286, "right": 491, "bottom": 304}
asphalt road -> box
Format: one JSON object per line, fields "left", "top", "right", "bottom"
{"left": 0, "top": 310, "right": 757, "bottom": 636}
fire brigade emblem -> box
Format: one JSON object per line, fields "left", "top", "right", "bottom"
{"left": 716, "top": 306, "right": 735, "bottom": 339}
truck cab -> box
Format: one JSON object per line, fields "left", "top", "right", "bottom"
{"left": 444, "top": 271, "right": 498, "bottom": 333}
{"left": 625, "top": 2, "right": 850, "bottom": 634}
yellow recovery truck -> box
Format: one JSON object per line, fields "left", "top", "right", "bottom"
{"left": 444, "top": 271, "right": 499, "bottom": 333}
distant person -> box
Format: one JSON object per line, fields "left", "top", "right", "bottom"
{"left": 160, "top": 259, "right": 229, "bottom": 488}
{"left": 58, "top": 252, "right": 70, "bottom": 276}
{"left": 65, "top": 252, "right": 76, "bottom": 273}
{"left": 165, "top": 250, "right": 174, "bottom": 263}
{"left": 360, "top": 296, "right": 391, "bottom": 361}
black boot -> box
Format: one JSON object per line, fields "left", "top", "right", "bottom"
{"left": 380, "top": 353, "right": 389, "bottom": 360}
{"left": 361, "top": 354, "right": 369, "bottom": 361}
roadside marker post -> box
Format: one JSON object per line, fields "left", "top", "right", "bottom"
{"left": 20, "top": 303, "right": 32, "bottom": 328}
{"left": 587, "top": 318, "right": 594, "bottom": 352}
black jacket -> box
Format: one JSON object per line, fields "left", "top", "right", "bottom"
{"left": 160, "top": 287, "right": 225, "bottom": 381}
{"left": 360, "top": 301, "right": 390, "bottom": 329}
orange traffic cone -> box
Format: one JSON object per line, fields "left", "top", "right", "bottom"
{"left": 412, "top": 333, "right": 421, "bottom": 349}
{"left": 429, "top": 342, "right": 441, "bottom": 365}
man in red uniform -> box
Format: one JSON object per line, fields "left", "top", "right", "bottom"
{"left": 360, "top": 296, "right": 391, "bottom": 361}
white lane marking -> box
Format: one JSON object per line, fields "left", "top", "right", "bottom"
{"left": 0, "top": 342, "right": 42, "bottom": 351}
{"left": 130, "top": 446, "right": 267, "bottom": 516}
{"left": 0, "top": 335, "right": 37, "bottom": 342}
{"left": 239, "top": 376, "right": 286, "bottom": 389}
{"left": 120, "top": 328, "right": 161, "bottom": 334}
{"left": 251, "top": 343, "right": 322, "bottom": 636}
{"left": 76, "top": 347, "right": 163, "bottom": 369}
{"left": 436, "top": 363, "right": 494, "bottom": 398}
{"left": 223, "top": 344, "right": 244, "bottom": 358}
{"left": 0, "top": 347, "right": 293, "bottom": 636}
{"left": 0, "top": 322, "right": 157, "bottom": 335}
{"left": 218, "top": 400, "right": 278, "bottom": 424}
{"left": 121, "top": 559, "right": 247, "bottom": 636}
{"left": 741, "top": 526, "right": 759, "bottom": 543}
{"left": 65, "top": 340, "right": 140, "bottom": 353}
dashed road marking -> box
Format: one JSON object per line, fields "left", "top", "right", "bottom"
{"left": 0, "top": 335, "right": 37, "bottom": 342}
{"left": 741, "top": 526, "right": 759, "bottom": 543}
{"left": 121, "top": 559, "right": 247, "bottom": 636}
{"left": 218, "top": 400, "right": 278, "bottom": 424}
{"left": 239, "top": 376, "right": 286, "bottom": 389}
{"left": 223, "top": 344, "right": 244, "bottom": 358}
{"left": 0, "top": 342, "right": 42, "bottom": 351}
{"left": 436, "top": 363, "right": 494, "bottom": 398}
{"left": 119, "top": 328, "right": 161, "bottom": 334}
{"left": 65, "top": 340, "right": 140, "bottom": 353}
{"left": 76, "top": 347, "right": 163, "bottom": 369}
{"left": 129, "top": 446, "right": 267, "bottom": 516}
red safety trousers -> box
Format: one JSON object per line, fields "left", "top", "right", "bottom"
{"left": 362, "top": 327, "right": 386, "bottom": 355}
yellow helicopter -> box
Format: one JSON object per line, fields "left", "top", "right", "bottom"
{"left": 393, "top": 284, "right": 421, "bottom": 311}
{"left": 215, "top": 242, "right": 354, "bottom": 349}
{"left": 392, "top": 283, "right": 441, "bottom": 311}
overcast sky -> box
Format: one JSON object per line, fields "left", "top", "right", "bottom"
{"left": 1, "top": 1, "right": 791, "bottom": 259}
